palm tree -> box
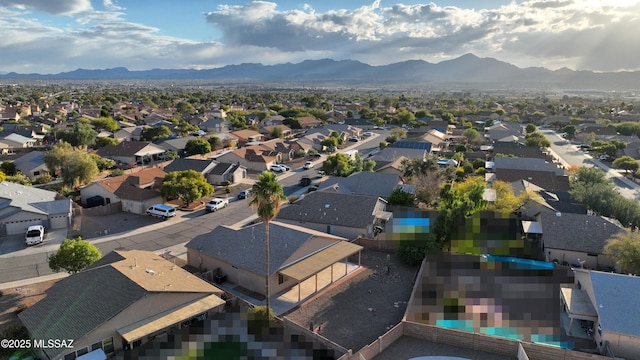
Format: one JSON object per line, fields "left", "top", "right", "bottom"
{"left": 250, "top": 171, "right": 286, "bottom": 314}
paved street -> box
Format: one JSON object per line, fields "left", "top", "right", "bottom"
{"left": 0, "top": 130, "right": 386, "bottom": 286}
{"left": 541, "top": 129, "right": 640, "bottom": 200}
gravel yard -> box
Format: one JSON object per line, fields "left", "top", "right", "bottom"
{"left": 285, "top": 249, "right": 419, "bottom": 353}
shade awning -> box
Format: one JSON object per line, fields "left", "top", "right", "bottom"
{"left": 522, "top": 221, "right": 543, "bottom": 234}
{"left": 118, "top": 294, "right": 225, "bottom": 342}
{"left": 376, "top": 211, "right": 393, "bottom": 221}
{"left": 560, "top": 286, "right": 597, "bottom": 318}
{"left": 279, "top": 241, "right": 363, "bottom": 282}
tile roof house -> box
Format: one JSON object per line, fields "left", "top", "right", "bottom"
{"left": 12, "top": 150, "right": 49, "bottom": 180}
{"left": 18, "top": 250, "right": 224, "bottom": 360}
{"left": 79, "top": 168, "right": 166, "bottom": 214}
{"left": 526, "top": 211, "right": 624, "bottom": 269}
{"left": 493, "top": 142, "right": 551, "bottom": 160}
{"left": 277, "top": 191, "right": 391, "bottom": 240}
{"left": 198, "top": 118, "right": 230, "bottom": 133}
{"left": 260, "top": 125, "right": 292, "bottom": 139}
{"left": 156, "top": 136, "right": 199, "bottom": 155}
{"left": 230, "top": 129, "right": 264, "bottom": 146}
{"left": 562, "top": 269, "right": 640, "bottom": 359}
{"left": 96, "top": 141, "right": 167, "bottom": 167}
{"left": 317, "top": 172, "right": 401, "bottom": 198}
{"left": 297, "top": 116, "right": 321, "bottom": 128}
{"left": 0, "top": 181, "right": 72, "bottom": 235}
{"left": 511, "top": 179, "right": 586, "bottom": 218}
{"left": 185, "top": 221, "right": 361, "bottom": 313}
{"left": 163, "top": 158, "right": 217, "bottom": 177}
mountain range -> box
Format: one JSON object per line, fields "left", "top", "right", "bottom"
{"left": 2, "top": 54, "right": 639, "bottom": 89}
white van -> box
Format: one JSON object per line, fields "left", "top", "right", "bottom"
{"left": 146, "top": 204, "right": 177, "bottom": 219}
{"left": 25, "top": 225, "right": 45, "bottom": 246}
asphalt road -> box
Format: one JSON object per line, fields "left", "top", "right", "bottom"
{"left": 541, "top": 129, "right": 639, "bottom": 200}
{"left": 0, "top": 130, "right": 389, "bottom": 285}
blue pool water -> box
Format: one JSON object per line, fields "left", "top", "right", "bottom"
{"left": 483, "top": 255, "right": 555, "bottom": 270}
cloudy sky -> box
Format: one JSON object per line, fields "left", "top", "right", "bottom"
{"left": 1, "top": 0, "right": 639, "bottom": 74}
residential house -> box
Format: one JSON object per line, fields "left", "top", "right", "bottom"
{"left": 0, "top": 181, "right": 72, "bottom": 235}
{"left": 185, "top": 221, "right": 362, "bottom": 307}
{"left": 369, "top": 147, "right": 429, "bottom": 175}
{"left": 19, "top": 250, "right": 224, "bottom": 360}
{"left": 493, "top": 157, "right": 569, "bottom": 192}
{"left": 317, "top": 172, "right": 401, "bottom": 198}
{"left": 493, "top": 142, "right": 551, "bottom": 160}
{"left": 163, "top": 158, "right": 217, "bottom": 179}
{"left": 79, "top": 168, "right": 166, "bottom": 214}
{"left": 320, "top": 124, "right": 363, "bottom": 140}
{"left": 297, "top": 116, "right": 321, "bottom": 128}
{"left": 0, "top": 132, "right": 36, "bottom": 149}
{"left": 156, "top": 136, "right": 199, "bottom": 156}
{"left": 214, "top": 146, "right": 280, "bottom": 172}
{"left": 140, "top": 113, "right": 170, "bottom": 126}
{"left": 199, "top": 118, "right": 230, "bottom": 133}
{"left": 511, "top": 179, "right": 586, "bottom": 219}
{"left": 261, "top": 115, "right": 285, "bottom": 126}
{"left": 12, "top": 151, "right": 49, "bottom": 180}
{"left": 343, "top": 118, "right": 374, "bottom": 129}
{"left": 277, "top": 191, "right": 391, "bottom": 239}
{"left": 526, "top": 211, "right": 623, "bottom": 270}
{"left": 207, "top": 162, "right": 247, "bottom": 185}
{"left": 96, "top": 141, "right": 167, "bottom": 167}
{"left": 229, "top": 129, "right": 264, "bottom": 146}
{"left": 114, "top": 126, "right": 145, "bottom": 142}
{"left": 260, "top": 125, "right": 292, "bottom": 139}
{"left": 487, "top": 122, "right": 522, "bottom": 142}
{"left": 577, "top": 124, "right": 618, "bottom": 137}
{"left": 562, "top": 269, "right": 640, "bottom": 359}
{"left": 259, "top": 140, "right": 295, "bottom": 162}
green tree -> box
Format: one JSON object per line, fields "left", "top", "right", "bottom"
{"left": 322, "top": 153, "right": 354, "bottom": 177}
{"left": 462, "top": 128, "right": 480, "bottom": 143}
{"left": 525, "top": 123, "right": 537, "bottom": 134}
{"left": 161, "top": 170, "right": 214, "bottom": 206}
{"left": 45, "top": 142, "right": 99, "bottom": 187}
{"left": 58, "top": 122, "right": 97, "bottom": 148}
{"left": 208, "top": 136, "right": 221, "bottom": 149}
{"left": 141, "top": 126, "right": 171, "bottom": 141}
{"left": 604, "top": 232, "right": 640, "bottom": 274}
{"left": 94, "top": 137, "right": 119, "bottom": 149}
{"left": 185, "top": 138, "right": 212, "bottom": 155}
{"left": 563, "top": 125, "right": 576, "bottom": 138}
{"left": 89, "top": 154, "right": 116, "bottom": 171}
{"left": 177, "top": 121, "right": 199, "bottom": 135}
{"left": 270, "top": 126, "right": 284, "bottom": 139}
{"left": 388, "top": 188, "right": 414, "bottom": 206}
{"left": 613, "top": 155, "right": 640, "bottom": 174}
{"left": 48, "top": 237, "right": 102, "bottom": 274}
{"left": 0, "top": 161, "right": 16, "bottom": 176}
{"left": 250, "top": 171, "right": 286, "bottom": 315}
{"left": 282, "top": 118, "right": 302, "bottom": 129}
{"left": 91, "top": 117, "right": 118, "bottom": 131}
{"left": 400, "top": 156, "right": 455, "bottom": 206}
{"left": 525, "top": 131, "right": 550, "bottom": 148}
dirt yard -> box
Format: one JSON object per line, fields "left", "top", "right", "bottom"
{"left": 0, "top": 279, "right": 60, "bottom": 335}
{"left": 285, "top": 249, "right": 419, "bottom": 353}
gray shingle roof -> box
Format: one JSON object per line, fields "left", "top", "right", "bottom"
{"left": 18, "top": 266, "right": 146, "bottom": 358}
{"left": 0, "top": 181, "right": 61, "bottom": 217}
{"left": 494, "top": 157, "right": 563, "bottom": 175}
{"left": 277, "top": 192, "right": 382, "bottom": 228}
{"left": 540, "top": 212, "right": 624, "bottom": 254}
{"left": 163, "top": 158, "right": 216, "bottom": 173}
{"left": 208, "top": 162, "right": 235, "bottom": 175}
{"left": 185, "top": 222, "right": 344, "bottom": 276}
{"left": 590, "top": 271, "right": 640, "bottom": 337}
{"left": 13, "top": 151, "right": 47, "bottom": 172}
{"left": 317, "top": 172, "right": 400, "bottom": 198}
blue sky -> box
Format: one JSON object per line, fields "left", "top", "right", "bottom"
{"left": 1, "top": 0, "right": 639, "bottom": 74}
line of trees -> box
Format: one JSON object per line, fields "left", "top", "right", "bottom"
{"left": 570, "top": 167, "right": 640, "bottom": 228}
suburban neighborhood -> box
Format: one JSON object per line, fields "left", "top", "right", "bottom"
{"left": 0, "top": 85, "right": 640, "bottom": 360}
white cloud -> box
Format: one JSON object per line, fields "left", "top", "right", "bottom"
{"left": 0, "top": 0, "right": 91, "bottom": 15}
{"left": 1, "top": 0, "right": 640, "bottom": 73}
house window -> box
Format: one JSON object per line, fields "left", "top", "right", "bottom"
{"left": 33, "top": 171, "right": 40, "bottom": 176}
{"left": 103, "top": 337, "right": 114, "bottom": 354}
{"left": 278, "top": 274, "right": 287, "bottom": 284}
{"left": 76, "top": 347, "right": 88, "bottom": 356}
{"left": 91, "top": 342, "right": 102, "bottom": 351}
{"left": 63, "top": 352, "right": 77, "bottom": 360}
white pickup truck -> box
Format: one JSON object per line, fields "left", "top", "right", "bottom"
{"left": 206, "top": 198, "right": 229, "bottom": 213}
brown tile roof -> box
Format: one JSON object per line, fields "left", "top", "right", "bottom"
{"left": 297, "top": 116, "right": 321, "bottom": 126}
{"left": 230, "top": 129, "right": 262, "bottom": 141}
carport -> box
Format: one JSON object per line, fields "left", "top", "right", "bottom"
{"left": 279, "top": 241, "right": 363, "bottom": 302}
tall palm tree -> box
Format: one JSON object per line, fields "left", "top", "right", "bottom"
{"left": 250, "top": 171, "right": 286, "bottom": 314}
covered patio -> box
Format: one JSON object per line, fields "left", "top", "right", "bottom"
{"left": 279, "top": 241, "right": 363, "bottom": 304}
{"left": 560, "top": 285, "right": 598, "bottom": 337}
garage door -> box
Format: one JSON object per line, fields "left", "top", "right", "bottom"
{"left": 5, "top": 220, "right": 45, "bottom": 235}
{"left": 49, "top": 215, "right": 70, "bottom": 230}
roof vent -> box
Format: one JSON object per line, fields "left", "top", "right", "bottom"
{"left": 325, "top": 203, "right": 330, "bottom": 208}
{"left": 556, "top": 212, "right": 561, "bottom": 217}
{"left": 146, "top": 269, "right": 155, "bottom": 275}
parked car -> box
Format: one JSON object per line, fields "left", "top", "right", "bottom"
{"left": 300, "top": 176, "right": 312, "bottom": 186}
{"left": 237, "top": 190, "right": 251, "bottom": 200}
{"left": 25, "top": 225, "right": 45, "bottom": 246}
{"left": 146, "top": 204, "right": 177, "bottom": 219}
{"left": 308, "top": 153, "right": 321, "bottom": 159}
{"left": 206, "top": 198, "right": 229, "bottom": 212}
{"left": 303, "top": 161, "right": 314, "bottom": 169}
{"left": 282, "top": 165, "right": 291, "bottom": 171}
{"left": 348, "top": 137, "right": 360, "bottom": 142}
{"left": 316, "top": 170, "right": 325, "bottom": 178}
{"left": 270, "top": 164, "right": 286, "bottom": 172}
